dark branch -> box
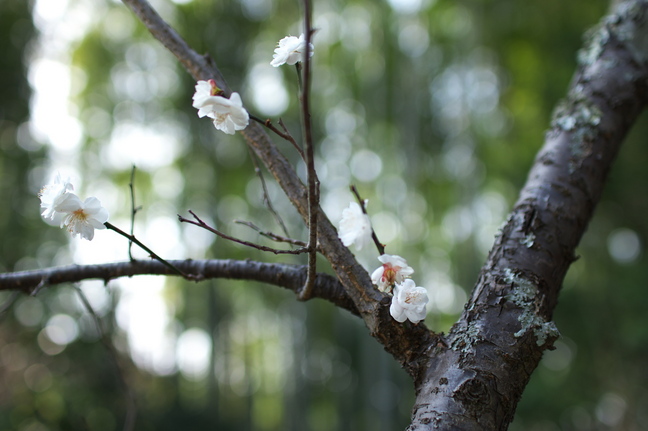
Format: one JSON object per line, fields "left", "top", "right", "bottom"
{"left": 0, "top": 259, "right": 359, "bottom": 316}
{"left": 299, "top": 0, "right": 319, "bottom": 301}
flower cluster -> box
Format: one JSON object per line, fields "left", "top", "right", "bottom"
{"left": 337, "top": 201, "right": 430, "bottom": 324}
{"left": 192, "top": 34, "right": 316, "bottom": 133}
{"left": 192, "top": 79, "right": 249, "bottom": 135}
{"left": 270, "top": 34, "right": 314, "bottom": 67}
{"left": 39, "top": 174, "right": 109, "bottom": 241}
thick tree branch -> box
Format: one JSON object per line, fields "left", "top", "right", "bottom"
{"left": 409, "top": 2, "right": 648, "bottom": 429}
{"left": 120, "top": 0, "right": 436, "bottom": 372}
{"left": 0, "top": 259, "right": 359, "bottom": 316}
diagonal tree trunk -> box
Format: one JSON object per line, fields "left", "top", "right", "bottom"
{"left": 407, "top": 2, "right": 648, "bottom": 428}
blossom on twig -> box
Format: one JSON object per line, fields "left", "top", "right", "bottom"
{"left": 38, "top": 176, "right": 109, "bottom": 241}
{"left": 371, "top": 254, "right": 414, "bottom": 293}
{"left": 192, "top": 80, "right": 249, "bottom": 135}
{"left": 270, "top": 34, "right": 314, "bottom": 67}
{"left": 39, "top": 173, "right": 74, "bottom": 220}
{"left": 389, "top": 279, "right": 429, "bottom": 324}
{"left": 338, "top": 201, "right": 372, "bottom": 250}
{"left": 56, "top": 194, "right": 109, "bottom": 241}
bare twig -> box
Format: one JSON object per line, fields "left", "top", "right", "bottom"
{"left": 350, "top": 185, "right": 385, "bottom": 255}
{"left": 0, "top": 291, "right": 20, "bottom": 321}
{"left": 299, "top": 0, "right": 319, "bottom": 301}
{"left": 74, "top": 286, "right": 137, "bottom": 431}
{"left": 234, "top": 220, "right": 307, "bottom": 247}
{"left": 128, "top": 165, "right": 142, "bottom": 261}
{"left": 250, "top": 115, "right": 305, "bottom": 160}
{"left": 104, "top": 222, "right": 192, "bottom": 279}
{"left": 245, "top": 145, "right": 292, "bottom": 240}
{"left": 179, "top": 210, "right": 308, "bottom": 255}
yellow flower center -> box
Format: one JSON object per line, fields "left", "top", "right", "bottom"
{"left": 72, "top": 209, "right": 88, "bottom": 221}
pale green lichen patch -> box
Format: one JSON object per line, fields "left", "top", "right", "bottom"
{"left": 449, "top": 320, "right": 482, "bottom": 354}
{"left": 579, "top": 1, "right": 648, "bottom": 68}
{"left": 503, "top": 268, "right": 561, "bottom": 346}
{"left": 551, "top": 92, "right": 602, "bottom": 173}
{"left": 608, "top": 1, "right": 648, "bottom": 65}
{"left": 578, "top": 24, "right": 610, "bottom": 66}
{"left": 552, "top": 94, "right": 602, "bottom": 138}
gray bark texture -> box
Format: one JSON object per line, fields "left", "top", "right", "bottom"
{"left": 407, "top": 2, "right": 648, "bottom": 429}
{"left": 1, "top": 1, "right": 646, "bottom": 430}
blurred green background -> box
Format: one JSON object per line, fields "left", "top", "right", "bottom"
{"left": 1, "top": 0, "right": 647, "bottom": 429}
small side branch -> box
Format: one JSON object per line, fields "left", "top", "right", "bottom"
{"left": 245, "top": 145, "right": 292, "bottom": 240}
{"left": 104, "top": 222, "right": 191, "bottom": 279}
{"left": 127, "top": 165, "right": 142, "bottom": 261}
{"left": 250, "top": 115, "right": 305, "bottom": 160}
{"left": 234, "top": 220, "right": 307, "bottom": 248}
{"left": 351, "top": 185, "right": 385, "bottom": 255}
{"left": 179, "top": 210, "right": 308, "bottom": 255}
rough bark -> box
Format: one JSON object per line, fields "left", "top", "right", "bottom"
{"left": 407, "top": 2, "right": 648, "bottom": 429}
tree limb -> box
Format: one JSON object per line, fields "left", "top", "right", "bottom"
{"left": 0, "top": 259, "right": 359, "bottom": 316}
{"left": 408, "top": 1, "right": 648, "bottom": 429}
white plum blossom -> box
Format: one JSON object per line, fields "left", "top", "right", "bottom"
{"left": 338, "top": 201, "right": 373, "bottom": 250}
{"left": 39, "top": 173, "right": 74, "bottom": 220}
{"left": 371, "top": 254, "right": 415, "bottom": 293}
{"left": 271, "top": 34, "right": 314, "bottom": 67}
{"left": 389, "top": 279, "right": 429, "bottom": 324}
{"left": 192, "top": 80, "right": 249, "bottom": 135}
{"left": 38, "top": 176, "right": 109, "bottom": 241}
{"left": 56, "top": 193, "right": 109, "bottom": 241}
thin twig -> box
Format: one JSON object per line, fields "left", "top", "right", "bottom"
{"left": 299, "top": 0, "right": 319, "bottom": 301}
{"left": 245, "top": 145, "right": 292, "bottom": 240}
{"left": 250, "top": 115, "right": 305, "bottom": 160}
{"left": 179, "top": 210, "right": 308, "bottom": 255}
{"left": 74, "top": 286, "right": 137, "bottom": 431}
{"left": 128, "top": 165, "right": 142, "bottom": 261}
{"left": 30, "top": 278, "right": 47, "bottom": 296}
{"left": 351, "top": 185, "right": 385, "bottom": 255}
{"left": 0, "top": 291, "right": 20, "bottom": 322}
{"left": 234, "top": 220, "right": 307, "bottom": 247}
{"left": 104, "top": 222, "right": 192, "bottom": 279}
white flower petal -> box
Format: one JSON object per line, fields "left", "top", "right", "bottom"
{"left": 338, "top": 201, "right": 372, "bottom": 250}
{"left": 390, "top": 279, "right": 429, "bottom": 324}
{"left": 192, "top": 86, "right": 249, "bottom": 134}
{"left": 270, "top": 34, "right": 314, "bottom": 67}
{"left": 39, "top": 174, "right": 74, "bottom": 220}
